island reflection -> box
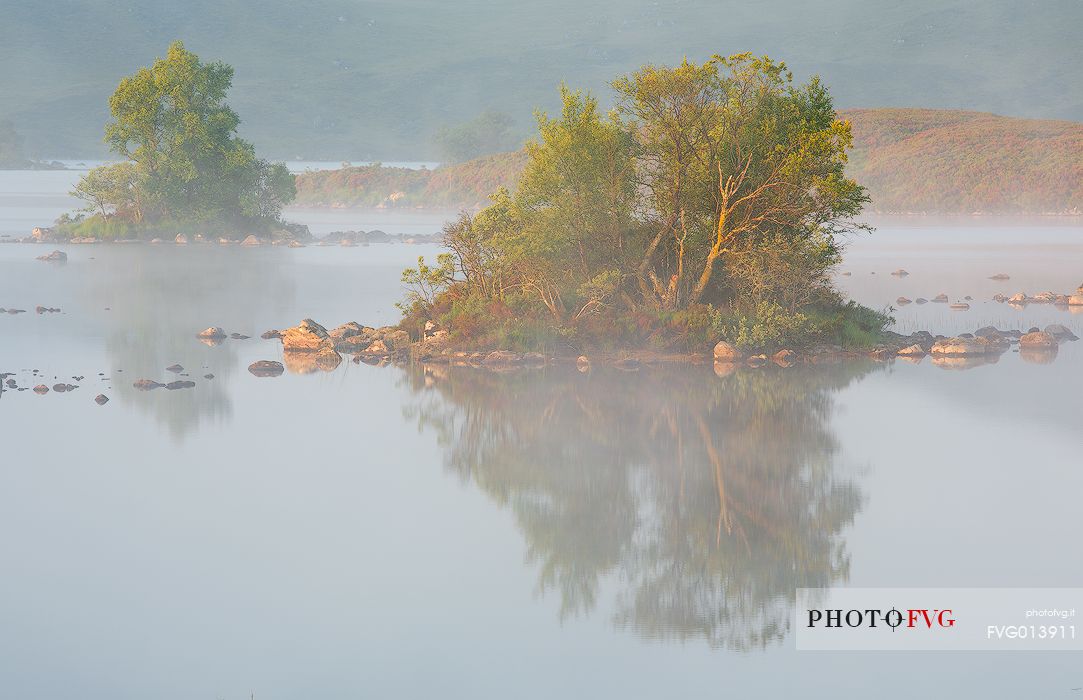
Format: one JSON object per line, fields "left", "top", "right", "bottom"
{"left": 402, "top": 361, "right": 877, "bottom": 649}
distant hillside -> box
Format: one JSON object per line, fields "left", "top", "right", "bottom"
{"left": 841, "top": 109, "right": 1083, "bottom": 214}
{"left": 294, "top": 151, "right": 527, "bottom": 209}
{"left": 2, "top": 1, "right": 1082, "bottom": 159}
{"left": 294, "top": 109, "right": 1082, "bottom": 215}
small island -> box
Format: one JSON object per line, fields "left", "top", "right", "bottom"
{"left": 393, "top": 54, "right": 890, "bottom": 358}
{"left": 44, "top": 42, "right": 305, "bottom": 243}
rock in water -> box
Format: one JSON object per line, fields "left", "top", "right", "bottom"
{"left": 260, "top": 329, "right": 281, "bottom": 339}
{"left": 36, "top": 250, "right": 68, "bottom": 262}
{"left": 279, "top": 318, "right": 332, "bottom": 353}
{"left": 1044, "top": 324, "right": 1079, "bottom": 341}
{"left": 897, "top": 344, "right": 927, "bottom": 357}
{"left": 94, "top": 394, "right": 109, "bottom": 405}
{"left": 930, "top": 337, "right": 999, "bottom": 357}
{"left": 712, "top": 341, "right": 742, "bottom": 362}
{"left": 133, "top": 379, "right": 164, "bottom": 391}
{"left": 891, "top": 269, "right": 909, "bottom": 277}
{"left": 949, "top": 302, "right": 970, "bottom": 310}
{"left": 241, "top": 234, "right": 264, "bottom": 246}
{"left": 196, "top": 327, "right": 227, "bottom": 340}
{"left": 165, "top": 380, "right": 195, "bottom": 390}
{"left": 483, "top": 350, "right": 522, "bottom": 366}
{"left": 166, "top": 364, "right": 184, "bottom": 373}
{"left": 932, "top": 294, "right": 949, "bottom": 303}
{"left": 33, "top": 384, "right": 49, "bottom": 394}
{"left": 248, "top": 360, "right": 285, "bottom": 377}
{"left": 175, "top": 234, "right": 188, "bottom": 245}
{"left": 989, "top": 273, "right": 1010, "bottom": 280}
{"left": 896, "top": 297, "right": 912, "bottom": 305}
{"left": 1019, "top": 331, "right": 1057, "bottom": 349}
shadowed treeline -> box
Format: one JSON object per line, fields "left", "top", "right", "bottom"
{"left": 401, "top": 361, "right": 877, "bottom": 649}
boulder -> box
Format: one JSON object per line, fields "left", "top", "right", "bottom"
{"left": 230, "top": 332, "right": 250, "bottom": 339}
{"left": 1044, "top": 324, "right": 1079, "bottom": 341}
{"left": 133, "top": 379, "right": 164, "bottom": 391}
{"left": 1019, "top": 331, "right": 1057, "bottom": 349}
{"left": 1008, "top": 293, "right": 1028, "bottom": 304}
{"left": 36, "top": 250, "right": 67, "bottom": 262}
{"left": 175, "top": 234, "right": 188, "bottom": 245}
{"left": 248, "top": 360, "right": 285, "bottom": 377}
{"left": 328, "top": 321, "right": 368, "bottom": 343}
{"left": 94, "top": 394, "right": 109, "bottom": 405}
{"left": 712, "top": 341, "right": 742, "bottom": 362}
{"left": 197, "top": 327, "right": 227, "bottom": 340}
{"left": 382, "top": 329, "right": 411, "bottom": 350}
{"left": 1068, "top": 295, "right": 1083, "bottom": 306}
{"left": 522, "top": 352, "right": 547, "bottom": 366}
{"left": 932, "top": 294, "right": 949, "bottom": 303}
{"left": 33, "top": 384, "right": 49, "bottom": 394}
{"left": 288, "top": 240, "right": 305, "bottom": 248}
{"left": 576, "top": 355, "right": 591, "bottom": 372}
{"left": 280, "top": 318, "right": 332, "bottom": 353}
{"left": 949, "top": 302, "right": 970, "bottom": 310}
{"left": 483, "top": 350, "right": 522, "bottom": 366}
{"left": 890, "top": 269, "right": 909, "bottom": 277}
{"left": 896, "top": 297, "right": 912, "bottom": 305}
{"left": 772, "top": 349, "right": 796, "bottom": 366}
{"left": 241, "top": 234, "right": 264, "bottom": 246}
{"left": 973, "top": 326, "right": 1002, "bottom": 339}
{"left": 260, "top": 329, "right": 282, "bottom": 340}
{"left": 362, "top": 339, "right": 390, "bottom": 355}
{"left": 930, "top": 336, "right": 998, "bottom": 357}
{"left": 897, "top": 344, "right": 926, "bottom": 357}
{"left": 915, "top": 298, "right": 928, "bottom": 304}
{"left": 1033, "top": 291, "right": 1058, "bottom": 303}
{"left": 993, "top": 294, "right": 1007, "bottom": 303}
{"left": 335, "top": 335, "right": 377, "bottom": 353}
{"left": 165, "top": 380, "right": 195, "bottom": 390}
{"left": 166, "top": 364, "right": 184, "bottom": 373}
{"left": 989, "top": 273, "right": 1010, "bottom": 280}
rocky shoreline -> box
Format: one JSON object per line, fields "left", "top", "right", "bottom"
{"left": 2, "top": 226, "right": 440, "bottom": 247}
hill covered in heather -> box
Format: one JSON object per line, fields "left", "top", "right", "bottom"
{"left": 841, "top": 108, "right": 1083, "bottom": 214}
{"left": 294, "top": 108, "right": 1082, "bottom": 215}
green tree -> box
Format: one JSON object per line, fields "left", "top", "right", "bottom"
{"left": 71, "top": 41, "right": 295, "bottom": 232}
{"left": 613, "top": 53, "right": 868, "bottom": 308}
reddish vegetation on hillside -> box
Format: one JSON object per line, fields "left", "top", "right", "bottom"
{"left": 840, "top": 109, "right": 1082, "bottom": 214}
{"left": 294, "top": 109, "right": 1082, "bottom": 214}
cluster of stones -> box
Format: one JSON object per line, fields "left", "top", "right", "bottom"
{"left": 992, "top": 283, "right": 1083, "bottom": 306}
{"left": 895, "top": 293, "right": 971, "bottom": 308}
{"left": 707, "top": 322, "right": 1078, "bottom": 370}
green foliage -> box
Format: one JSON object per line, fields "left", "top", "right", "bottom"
{"left": 400, "top": 53, "right": 889, "bottom": 353}
{"left": 67, "top": 41, "right": 295, "bottom": 236}
{"left": 398, "top": 254, "right": 455, "bottom": 314}
{"left": 434, "top": 110, "right": 522, "bottom": 164}
{"left": 722, "top": 301, "right": 814, "bottom": 350}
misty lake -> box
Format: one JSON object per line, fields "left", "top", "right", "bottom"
{"left": 1, "top": 169, "right": 1081, "bottom": 698}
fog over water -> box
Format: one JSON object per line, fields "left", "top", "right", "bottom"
{"left": 1, "top": 170, "right": 1081, "bottom": 698}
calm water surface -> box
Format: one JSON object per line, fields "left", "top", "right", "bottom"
{"left": 1, "top": 171, "right": 1081, "bottom": 698}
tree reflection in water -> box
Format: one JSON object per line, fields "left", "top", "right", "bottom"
{"left": 402, "top": 361, "right": 878, "bottom": 649}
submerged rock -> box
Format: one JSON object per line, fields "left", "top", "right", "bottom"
{"left": 166, "top": 364, "right": 184, "bottom": 373}
{"left": 989, "top": 273, "right": 1011, "bottom": 280}
{"left": 133, "top": 379, "right": 164, "bottom": 391}
{"left": 165, "top": 380, "right": 195, "bottom": 390}
{"left": 914, "top": 297, "right": 928, "bottom": 304}
{"left": 36, "top": 250, "right": 68, "bottom": 262}
{"left": 248, "top": 360, "right": 285, "bottom": 377}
